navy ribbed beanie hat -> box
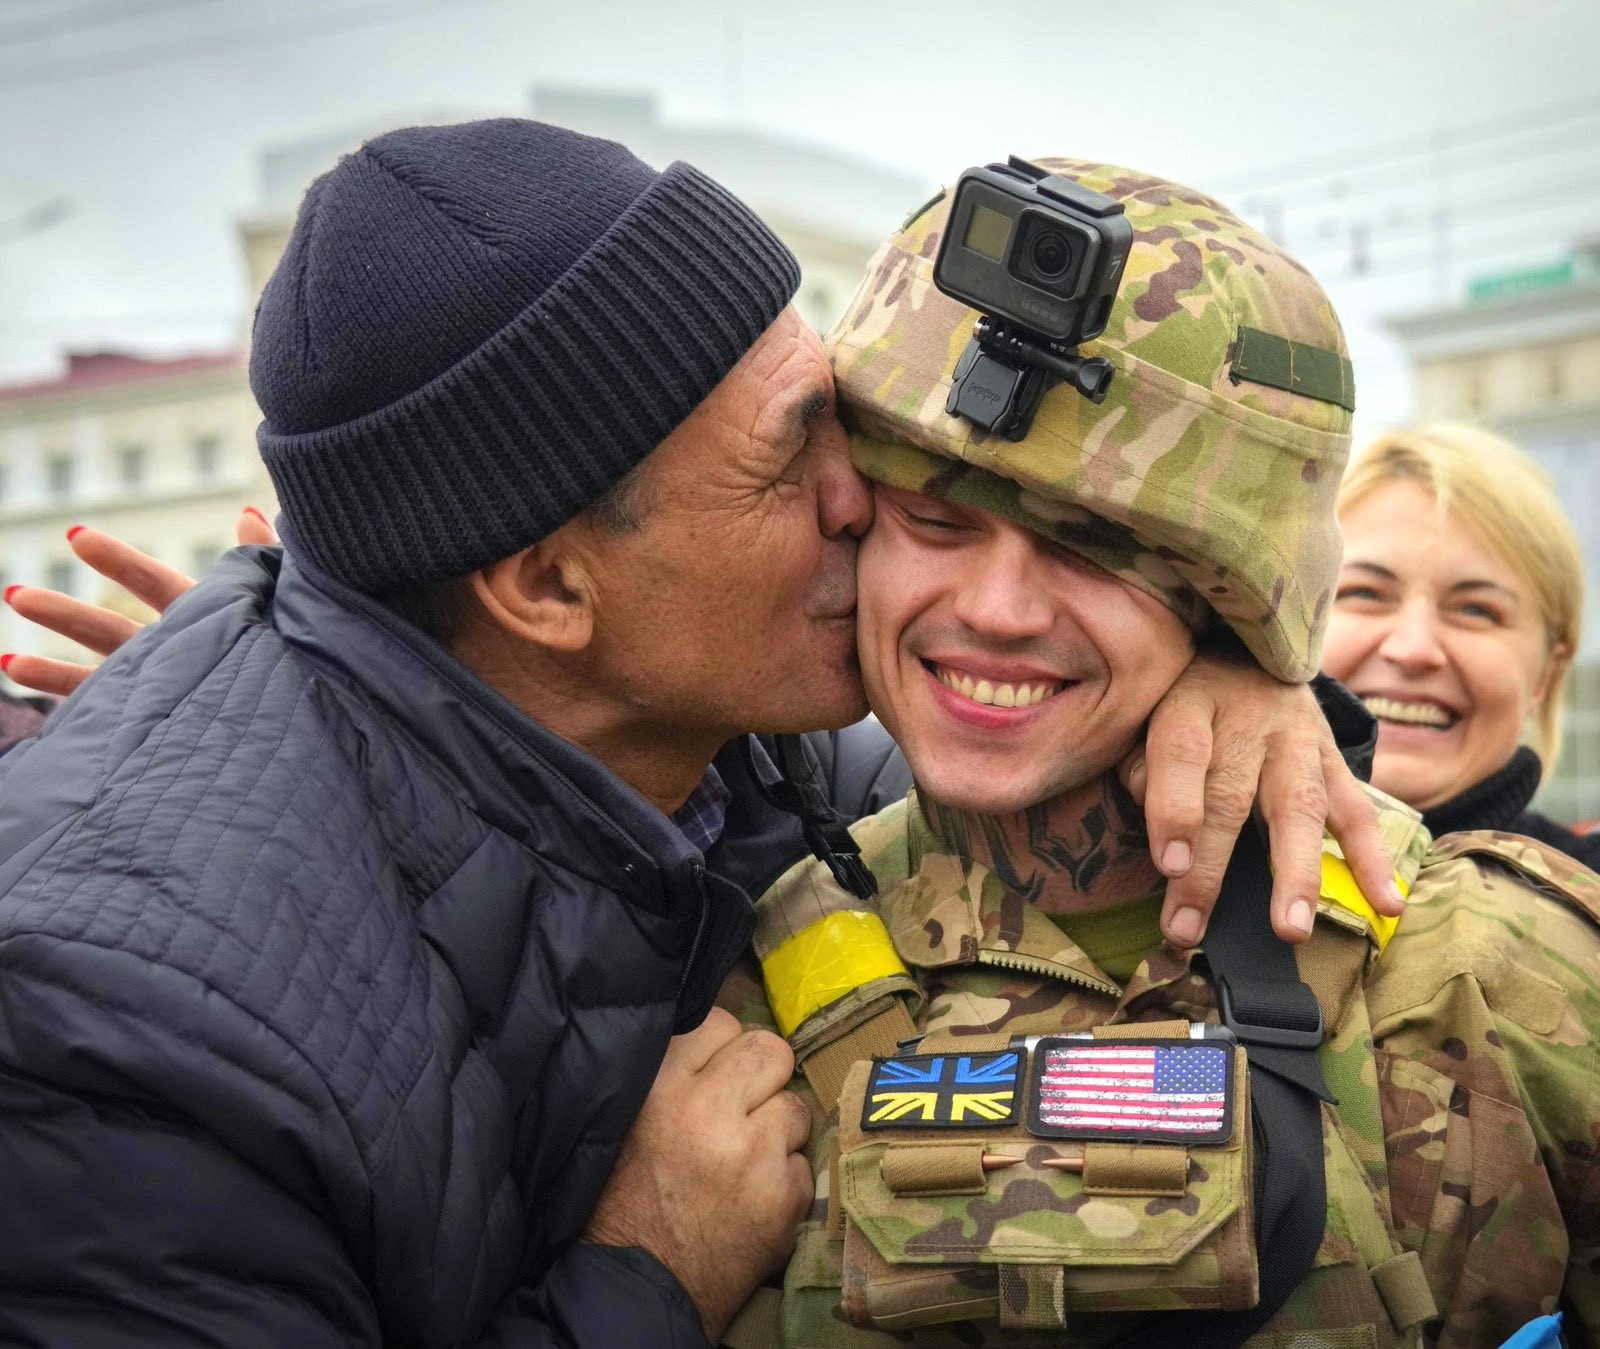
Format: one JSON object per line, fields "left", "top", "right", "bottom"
{"left": 251, "top": 118, "right": 801, "bottom": 592}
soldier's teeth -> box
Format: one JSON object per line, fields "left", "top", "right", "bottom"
{"left": 935, "top": 667, "right": 1058, "bottom": 707}
{"left": 1363, "top": 695, "right": 1455, "bottom": 728}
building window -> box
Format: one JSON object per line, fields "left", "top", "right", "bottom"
{"left": 45, "top": 455, "right": 74, "bottom": 499}
{"left": 45, "top": 561, "right": 74, "bottom": 597}
{"left": 190, "top": 541, "right": 222, "bottom": 577}
{"left": 119, "top": 445, "right": 146, "bottom": 492}
{"left": 193, "top": 435, "right": 220, "bottom": 481}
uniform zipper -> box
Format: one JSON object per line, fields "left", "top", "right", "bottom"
{"left": 676, "top": 857, "right": 711, "bottom": 1004}
{"left": 975, "top": 947, "right": 1121, "bottom": 998}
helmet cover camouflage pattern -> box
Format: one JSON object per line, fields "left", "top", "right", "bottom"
{"left": 828, "top": 159, "right": 1355, "bottom": 682}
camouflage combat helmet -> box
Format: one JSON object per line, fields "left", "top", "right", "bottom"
{"left": 828, "top": 159, "right": 1356, "bottom": 682}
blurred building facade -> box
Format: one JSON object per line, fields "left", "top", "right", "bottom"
{"left": 1, "top": 89, "right": 925, "bottom": 686}
{"left": 0, "top": 351, "right": 264, "bottom": 664}
{"left": 240, "top": 87, "right": 925, "bottom": 331}
{"left": 1386, "top": 245, "right": 1600, "bottom": 821}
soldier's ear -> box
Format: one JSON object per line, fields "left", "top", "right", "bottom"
{"left": 469, "top": 534, "right": 596, "bottom": 655}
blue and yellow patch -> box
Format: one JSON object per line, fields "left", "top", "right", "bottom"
{"left": 862, "top": 1050, "right": 1022, "bottom": 1129}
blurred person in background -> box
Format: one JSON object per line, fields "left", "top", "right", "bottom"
{"left": 1322, "top": 422, "right": 1599, "bottom": 867}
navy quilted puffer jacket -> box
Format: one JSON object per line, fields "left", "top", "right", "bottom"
{"left": 0, "top": 546, "right": 764, "bottom": 1348}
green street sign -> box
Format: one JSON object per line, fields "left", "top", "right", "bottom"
{"left": 1468, "top": 259, "right": 1576, "bottom": 303}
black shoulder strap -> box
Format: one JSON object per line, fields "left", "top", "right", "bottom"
{"left": 1116, "top": 828, "right": 1331, "bottom": 1348}
{"left": 738, "top": 734, "right": 878, "bottom": 902}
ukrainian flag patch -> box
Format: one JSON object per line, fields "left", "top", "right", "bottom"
{"left": 862, "top": 1050, "right": 1022, "bottom": 1129}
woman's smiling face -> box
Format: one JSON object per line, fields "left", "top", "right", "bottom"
{"left": 1321, "top": 479, "right": 1558, "bottom": 811}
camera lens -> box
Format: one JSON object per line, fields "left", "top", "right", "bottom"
{"left": 1029, "top": 230, "right": 1074, "bottom": 279}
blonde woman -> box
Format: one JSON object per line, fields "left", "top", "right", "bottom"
{"left": 1321, "top": 422, "right": 1596, "bottom": 864}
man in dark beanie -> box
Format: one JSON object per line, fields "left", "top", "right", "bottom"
{"left": 0, "top": 120, "right": 1397, "bottom": 1348}
{"left": 0, "top": 118, "right": 865, "bottom": 1348}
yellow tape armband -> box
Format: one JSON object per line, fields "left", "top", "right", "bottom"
{"left": 1319, "top": 852, "right": 1407, "bottom": 952}
{"left": 761, "top": 910, "right": 909, "bottom": 1038}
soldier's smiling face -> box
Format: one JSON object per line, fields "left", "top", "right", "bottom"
{"left": 858, "top": 483, "right": 1195, "bottom": 815}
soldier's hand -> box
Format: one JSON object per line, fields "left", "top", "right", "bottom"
{"left": 1124, "top": 650, "right": 1403, "bottom": 947}
{"left": 2, "top": 509, "right": 278, "bottom": 697}
{"left": 582, "top": 1007, "right": 812, "bottom": 1343}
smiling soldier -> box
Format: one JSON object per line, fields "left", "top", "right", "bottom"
{"left": 721, "top": 159, "right": 1600, "bottom": 1349}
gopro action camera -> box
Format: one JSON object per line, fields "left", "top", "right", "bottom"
{"left": 933, "top": 157, "right": 1133, "bottom": 439}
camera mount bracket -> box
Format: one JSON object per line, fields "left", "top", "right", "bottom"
{"left": 945, "top": 316, "right": 1113, "bottom": 441}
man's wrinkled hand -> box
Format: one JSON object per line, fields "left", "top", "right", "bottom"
{"left": 582, "top": 1008, "right": 812, "bottom": 1343}
{"left": 1123, "top": 650, "right": 1404, "bottom": 948}
{"left": 2, "top": 509, "right": 278, "bottom": 697}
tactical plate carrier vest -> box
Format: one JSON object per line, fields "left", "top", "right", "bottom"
{"left": 717, "top": 791, "right": 1600, "bottom": 1347}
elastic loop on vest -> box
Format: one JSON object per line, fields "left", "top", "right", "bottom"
{"left": 881, "top": 1141, "right": 988, "bottom": 1196}
{"left": 1082, "top": 1142, "right": 1189, "bottom": 1197}
{"left": 763, "top": 911, "right": 909, "bottom": 1037}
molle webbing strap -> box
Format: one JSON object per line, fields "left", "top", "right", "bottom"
{"left": 998, "top": 1265, "right": 1068, "bottom": 1332}
{"left": 1089, "top": 1019, "right": 1190, "bottom": 1040}
{"left": 800, "top": 1000, "right": 918, "bottom": 1116}
{"left": 1230, "top": 326, "right": 1356, "bottom": 411}
{"left": 915, "top": 1030, "right": 1013, "bottom": 1054}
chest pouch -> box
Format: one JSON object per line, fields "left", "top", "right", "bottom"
{"left": 832, "top": 1022, "right": 1259, "bottom": 1332}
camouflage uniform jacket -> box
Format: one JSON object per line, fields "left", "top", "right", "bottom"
{"left": 719, "top": 790, "right": 1600, "bottom": 1348}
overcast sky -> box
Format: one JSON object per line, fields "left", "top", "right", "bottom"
{"left": 2, "top": 0, "right": 1597, "bottom": 437}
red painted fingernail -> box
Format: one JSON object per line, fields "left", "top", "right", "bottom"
{"left": 0, "top": 654, "right": 14, "bottom": 674}
{"left": 3, "top": 585, "right": 20, "bottom": 605}
{"left": 244, "top": 505, "right": 267, "bottom": 522}
{"left": 67, "top": 525, "right": 85, "bottom": 541}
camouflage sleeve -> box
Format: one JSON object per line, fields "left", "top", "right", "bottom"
{"left": 1368, "top": 841, "right": 1600, "bottom": 1341}
{"left": 1493, "top": 889, "right": 1600, "bottom": 1337}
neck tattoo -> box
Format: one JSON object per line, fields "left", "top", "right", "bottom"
{"left": 923, "top": 774, "right": 1161, "bottom": 914}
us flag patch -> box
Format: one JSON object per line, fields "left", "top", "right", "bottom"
{"left": 861, "top": 1050, "right": 1021, "bottom": 1129}
{"left": 1026, "top": 1038, "right": 1234, "bottom": 1144}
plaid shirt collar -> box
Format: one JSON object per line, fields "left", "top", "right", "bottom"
{"left": 670, "top": 764, "right": 732, "bottom": 855}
